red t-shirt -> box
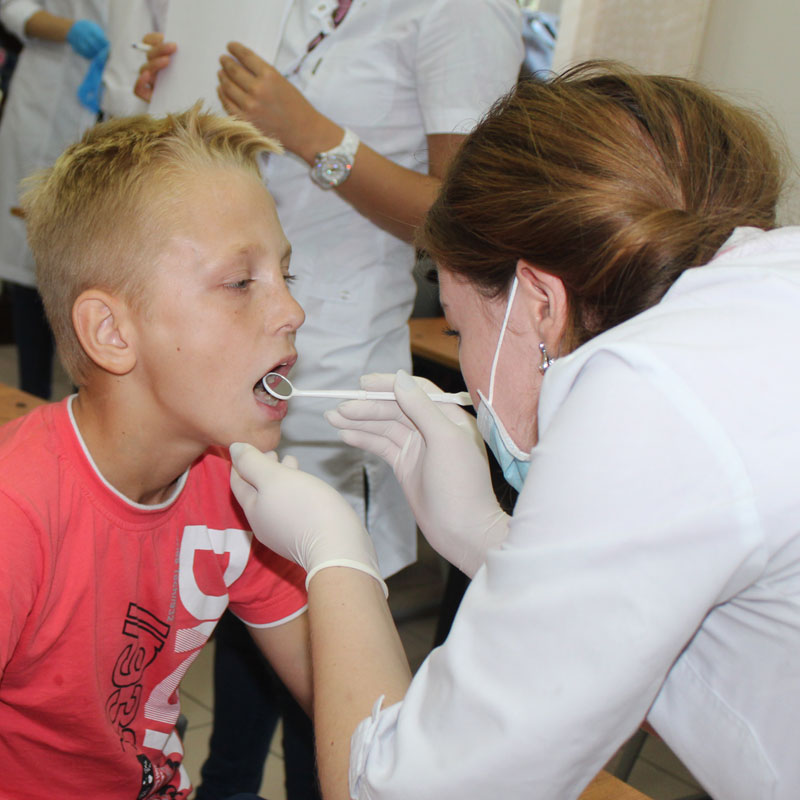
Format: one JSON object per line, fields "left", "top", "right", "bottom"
{"left": 0, "top": 398, "right": 307, "bottom": 799}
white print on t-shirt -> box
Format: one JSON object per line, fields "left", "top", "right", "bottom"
{"left": 178, "top": 526, "right": 252, "bottom": 620}
{"left": 104, "top": 525, "right": 253, "bottom": 797}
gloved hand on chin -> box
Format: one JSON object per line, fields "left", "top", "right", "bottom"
{"left": 230, "top": 443, "right": 387, "bottom": 595}
{"left": 325, "top": 370, "right": 509, "bottom": 578}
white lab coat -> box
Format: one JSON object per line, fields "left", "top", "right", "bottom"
{"left": 350, "top": 227, "right": 800, "bottom": 799}
{"left": 100, "top": 0, "right": 166, "bottom": 119}
{"left": 270, "top": 0, "right": 524, "bottom": 576}
{"left": 0, "top": 0, "right": 108, "bottom": 288}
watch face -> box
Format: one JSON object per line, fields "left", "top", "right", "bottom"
{"left": 311, "top": 153, "right": 352, "bottom": 187}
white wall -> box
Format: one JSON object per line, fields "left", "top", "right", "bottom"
{"left": 549, "top": 0, "right": 800, "bottom": 224}
{"left": 551, "top": 0, "right": 711, "bottom": 77}
{"left": 695, "top": 0, "right": 800, "bottom": 224}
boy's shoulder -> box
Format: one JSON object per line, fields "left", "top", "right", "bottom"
{"left": 0, "top": 400, "right": 65, "bottom": 489}
{"left": 0, "top": 400, "right": 71, "bottom": 548}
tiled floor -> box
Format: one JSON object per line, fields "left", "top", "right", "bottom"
{"left": 0, "top": 334, "right": 706, "bottom": 800}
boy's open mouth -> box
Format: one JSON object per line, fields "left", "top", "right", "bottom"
{"left": 254, "top": 363, "right": 290, "bottom": 407}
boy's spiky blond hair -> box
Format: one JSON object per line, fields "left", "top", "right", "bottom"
{"left": 22, "top": 104, "right": 282, "bottom": 384}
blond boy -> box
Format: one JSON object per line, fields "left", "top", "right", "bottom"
{"left": 0, "top": 108, "right": 310, "bottom": 799}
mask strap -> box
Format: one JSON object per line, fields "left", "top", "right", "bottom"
{"left": 487, "top": 276, "right": 518, "bottom": 405}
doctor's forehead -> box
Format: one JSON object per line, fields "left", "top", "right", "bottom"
{"left": 437, "top": 267, "right": 476, "bottom": 306}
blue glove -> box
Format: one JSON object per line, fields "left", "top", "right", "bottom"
{"left": 66, "top": 19, "right": 108, "bottom": 59}
{"left": 77, "top": 44, "right": 108, "bottom": 113}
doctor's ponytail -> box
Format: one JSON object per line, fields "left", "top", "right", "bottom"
{"left": 420, "top": 61, "right": 786, "bottom": 351}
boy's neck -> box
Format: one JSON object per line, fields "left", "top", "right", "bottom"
{"left": 71, "top": 384, "right": 205, "bottom": 506}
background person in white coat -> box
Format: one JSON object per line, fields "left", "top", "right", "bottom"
{"left": 100, "top": 0, "right": 165, "bottom": 119}
{"left": 135, "top": 3, "right": 523, "bottom": 798}
{"left": 229, "top": 62, "right": 800, "bottom": 800}
{"left": 0, "top": 0, "right": 108, "bottom": 398}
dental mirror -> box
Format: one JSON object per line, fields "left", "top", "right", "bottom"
{"left": 262, "top": 372, "right": 472, "bottom": 406}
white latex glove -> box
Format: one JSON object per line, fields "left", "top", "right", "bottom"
{"left": 324, "top": 370, "right": 510, "bottom": 577}
{"left": 230, "top": 443, "right": 387, "bottom": 595}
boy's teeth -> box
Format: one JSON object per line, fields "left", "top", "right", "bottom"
{"left": 255, "top": 376, "right": 280, "bottom": 406}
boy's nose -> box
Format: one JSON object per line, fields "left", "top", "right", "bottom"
{"left": 277, "top": 286, "right": 305, "bottom": 333}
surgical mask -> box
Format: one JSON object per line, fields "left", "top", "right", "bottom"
{"left": 476, "top": 277, "right": 532, "bottom": 492}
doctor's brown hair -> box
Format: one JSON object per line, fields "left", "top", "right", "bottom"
{"left": 22, "top": 104, "right": 282, "bottom": 384}
{"left": 420, "top": 61, "right": 785, "bottom": 350}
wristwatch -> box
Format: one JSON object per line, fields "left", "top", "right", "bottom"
{"left": 310, "top": 128, "right": 360, "bottom": 189}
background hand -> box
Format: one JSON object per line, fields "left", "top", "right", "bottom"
{"left": 77, "top": 44, "right": 109, "bottom": 112}
{"left": 230, "top": 443, "right": 387, "bottom": 593}
{"left": 66, "top": 19, "right": 107, "bottom": 59}
{"left": 217, "top": 42, "right": 329, "bottom": 161}
{"left": 133, "top": 33, "right": 178, "bottom": 102}
{"left": 325, "top": 371, "right": 510, "bottom": 577}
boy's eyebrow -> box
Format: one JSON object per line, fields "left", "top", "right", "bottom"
{"left": 212, "top": 242, "right": 293, "bottom": 271}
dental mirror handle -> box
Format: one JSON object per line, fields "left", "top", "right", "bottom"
{"left": 294, "top": 388, "right": 473, "bottom": 406}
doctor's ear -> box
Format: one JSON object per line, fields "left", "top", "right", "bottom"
{"left": 515, "top": 259, "right": 569, "bottom": 350}
{"left": 72, "top": 290, "right": 137, "bottom": 375}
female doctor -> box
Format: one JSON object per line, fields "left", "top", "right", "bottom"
{"left": 230, "top": 63, "right": 800, "bottom": 800}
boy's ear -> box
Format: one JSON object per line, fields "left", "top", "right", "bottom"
{"left": 72, "top": 290, "right": 137, "bottom": 376}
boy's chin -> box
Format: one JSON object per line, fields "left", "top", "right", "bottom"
{"left": 227, "top": 428, "right": 282, "bottom": 454}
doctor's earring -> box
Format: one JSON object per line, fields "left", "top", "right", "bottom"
{"left": 538, "top": 342, "right": 554, "bottom": 374}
